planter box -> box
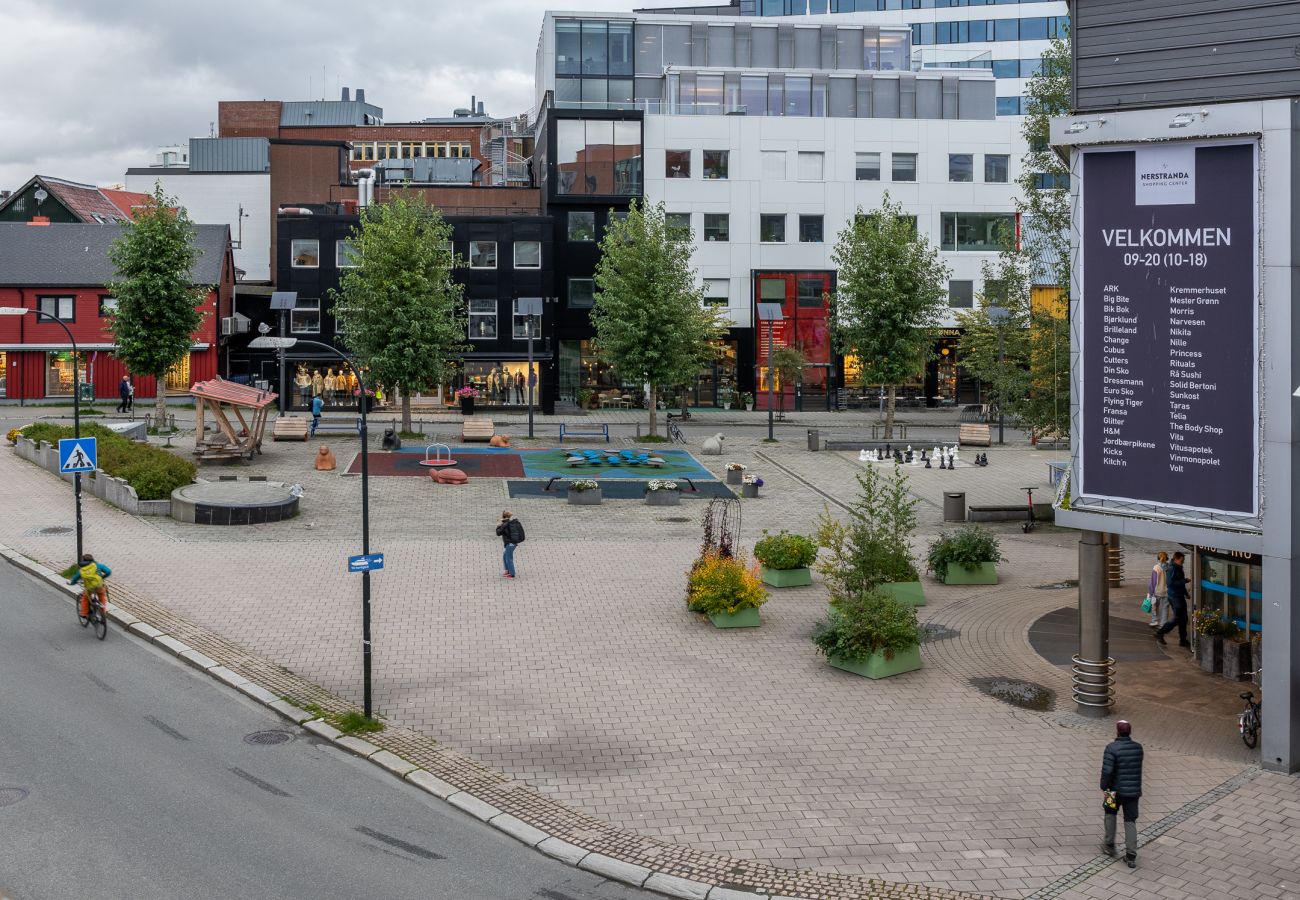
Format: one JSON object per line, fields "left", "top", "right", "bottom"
{"left": 1222, "top": 639, "right": 1252, "bottom": 681}
{"left": 828, "top": 646, "right": 922, "bottom": 679}
{"left": 459, "top": 397, "right": 475, "bottom": 415}
{"left": 760, "top": 566, "right": 812, "bottom": 588}
{"left": 878, "top": 580, "right": 926, "bottom": 607}
{"left": 568, "top": 488, "right": 602, "bottom": 506}
{"left": 708, "top": 607, "right": 761, "bottom": 628}
{"left": 741, "top": 484, "right": 760, "bottom": 498}
{"left": 1198, "top": 636, "right": 1224, "bottom": 673}
{"left": 645, "top": 490, "right": 680, "bottom": 506}
{"left": 940, "top": 562, "right": 998, "bottom": 585}
{"left": 726, "top": 470, "right": 743, "bottom": 485}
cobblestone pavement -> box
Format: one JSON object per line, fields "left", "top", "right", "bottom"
{"left": 0, "top": 415, "right": 1294, "bottom": 900}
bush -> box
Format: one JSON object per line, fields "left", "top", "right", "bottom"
{"left": 753, "top": 530, "right": 817, "bottom": 571}
{"left": 926, "top": 526, "right": 1003, "bottom": 581}
{"left": 812, "top": 589, "right": 921, "bottom": 661}
{"left": 6, "top": 427, "right": 23, "bottom": 445}
{"left": 1193, "top": 607, "right": 1241, "bottom": 640}
{"left": 686, "top": 551, "right": 768, "bottom": 616}
{"left": 815, "top": 462, "right": 920, "bottom": 597}
{"left": 14, "top": 421, "right": 195, "bottom": 501}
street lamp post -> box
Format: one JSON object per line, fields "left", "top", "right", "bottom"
{"left": 517, "top": 298, "right": 545, "bottom": 439}
{"left": 987, "top": 306, "right": 1012, "bottom": 446}
{"left": 756, "top": 303, "right": 784, "bottom": 442}
{"left": 250, "top": 335, "right": 374, "bottom": 717}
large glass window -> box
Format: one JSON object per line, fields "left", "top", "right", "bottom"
{"left": 45, "top": 351, "right": 86, "bottom": 397}
{"left": 556, "top": 118, "right": 641, "bottom": 196}
{"left": 997, "top": 96, "right": 1022, "bottom": 115}
{"left": 856, "top": 151, "right": 881, "bottom": 181}
{"left": 703, "top": 214, "right": 730, "bottom": 242}
{"left": 336, "top": 240, "right": 359, "bottom": 268}
{"left": 785, "top": 76, "right": 811, "bottom": 116}
{"left": 703, "top": 150, "right": 729, "bottom": 180}
{"left": 696, "top": 74, "right": 724, "bottom": 114}
{"left": 513, "top": 298, "right": 542, "bottom": 339}
{"left": 290, "top": 297, "right": 320, "bottom": 333}
{"left": 703, "top": 278, "right": 729, "bottom": 307}
{"left": 581, "top": 20, "right": 608, "bottom": 75}
{"left": 666, "top": 149, "right": 691, "bottom": 178}
{"left": 985, "top": 154, "right": 1010, "bottom": 183}
{"left": 568, "top": 211, "right": 596, "bottom": 242}
{"left": 891, "top": 152, "right": 917, "bottom": 181}
{"left": 878, "top": 31, "right": 908, "bottom": 70}
{"left": 612, "top": 120, "right": 642, "bottom": 194}
{"left": 291, "top": 239, "right": 319, "bottom": 268}
{"left": 760, "top": 214, "right": 786, "bottom": 243}
{"left": 469, "top": 241, "right": 498, "bottom": 268}
{"left": 0, "top": 351, "right": 6, "bottom": 398}
{"left": 609, "top": 21, "right": 633, "bottom": 76}
{"left": 799, "top": 215, "right": 824, "bottom": 243}
{"left": 568, "top": 278, "right": 596, "bottom": 309}
{"left": 469, "top": 298, "right": 498, "bottom": 340}
{"left": 948, "top": 153, "right": 974, "bottom": 182}
{"left": 556, "top": 20, "right": 582, "bottom": 75}
{"left": 666, "top": 213, "right": 692, "bottom": 240}
{"left": 994, "top": 18, "right": 1018, "bottom": 41}
{"left": 514, "top": 241, "right": 541, "bottom": 268}
{"left": 741, "top": 75, "right": 766, "bottom": 115}
{"left": 941, "top": 213, "right": 1016, "bottom": 251}
{"left": 948, "top": 280, "right": 974, "bottom": 308}
{"left": 38, "top": 296, "right": 75, "bottom": 321}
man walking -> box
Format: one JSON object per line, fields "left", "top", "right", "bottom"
{"left": 117, "top": 375, "right": 132, "bottom": 414}
{"left": 1155, "top": 551, "right": 1190, "bottom": 647}
{"left": 495, "top": 510, "right": 525, "bottom": 579}
{"left": 1100, "top": 720, "right": 1144, "bottom": 867}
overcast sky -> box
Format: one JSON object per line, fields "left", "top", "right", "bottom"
{"left": 0, "top": 0, "right": 652, "bottom": 191}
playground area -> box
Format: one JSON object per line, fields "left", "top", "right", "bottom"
{"left": 345, "top": 445, "right": 717, "bottom": 482}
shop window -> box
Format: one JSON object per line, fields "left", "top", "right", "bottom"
{"left": 291, "top": 239, "right": 319, "bottom": 268}
{"left": 799, "top": 215, "right": 824, "bottom": 243}
{"left": 164, "top": 355, "right": 191, "bottom": 393}
{"left": 797, "top": 151, "right": 824, "bottom": 181}
{"left": 569, "top": 278, "right": 596, "bottom": 309}
{"left": 468, "top": 298, "right": 498, "bottom": 340}
{"left": 891, "top": 152, "right": 917, "bottom": 182}
{"left": 703, "top": 214, "right": 729, "bottom": 242}
{"left": 469, "top": 241, "right": 498, "bottom": 268}
{"left": 514, "top": 241, "right": 542, "bottom": 269}
{"left": 0, "top": 351, "right": 6, "bottom": 398}
{"left": 567, "top": 212, "right": 596, "bottom": 242}
{"left": 336, "top": 240, "right": 359, "bottom": 268}
{"left": 513, "top": 299, "right": 543, "bottom": 340}
{"left": 941, "top": 213, "right": 1016, "bottom": 251}
{"left": 666, "top": 149, "right": 691, "bottom": 178}
{"left": 703, "top": 278, "right": 729, "bottom": 306}
{"left": 45, "top": 351, "right": 86, "bottom": 397}
{"left": 38, "top": 296, "right": 75, "bottom": 322}
{"left": 666, "top": 213, "right": 692, "bottom": 241}
{"left": 760, "top": 214, "right": 786, "bottom": 243}
{"left": 985, "top": 154, "right": 1010, "bottom": 184}
{"left": 290, "top": 297, "right": 320, "bottom": 334}
{"left": 855, "top": 151, "right": 881, "bottom": 181}
{"left": 703, "top": 150, "right": 729, "bottom": 180}
{"left": 948, "top": 153, "right": 974, "bottom": 183}
{"left": 948, "top": 280, "right": 974, "bottom": 308}
{"left": 98, "top": 296, "right": 119, "bottom": 317}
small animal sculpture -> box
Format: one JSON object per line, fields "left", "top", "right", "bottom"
{"left": 702, "top": 433, "right": 725, "bottom": 455}
{"left": 489, "top": 434, "right": 510, "bottom": 448}
{"left": 431, "top": 467, "right": 468, "bottom": 484}
{"left": 315, "top": 445, "right": 337, "bottom": 471}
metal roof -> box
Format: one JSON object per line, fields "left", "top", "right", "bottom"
{"left": 280, "top": 100, "right": 384, "bottom": 127}
{"left": 0, "top": 223, "right": 230, "bottom": 287}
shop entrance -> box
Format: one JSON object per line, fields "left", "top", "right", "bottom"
{"left": 1195, "top": 547, "right": 1263, "bottom": 636}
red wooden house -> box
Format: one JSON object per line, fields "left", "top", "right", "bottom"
{"left": 0, "top": 222, "right": 234, "bottom": 402}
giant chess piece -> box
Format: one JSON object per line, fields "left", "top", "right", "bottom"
{"left": 924, "top": 455, "right": 932, "bottom": 469}
{"left": 877, "top": 447, "right": 885, "bottom": 461}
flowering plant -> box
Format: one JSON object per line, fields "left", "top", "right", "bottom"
{"left": 454, "top": 386, "right": 480, "bottom": 399}
{"left": 569, "top": 479, "right": 600, "bottom": 492}
{"left": 743, "top": 474, "right": 763, "bottom": 486}
{"left": 6, "top": 427, "right": 24, "bottom": 446}
{"left": 645, "top": 480, "right": 679, "bottom": 492}
{"left": 725, "top": 462, "right": 747, "bottom": 471}
{"left": 686, "top": 551, "right": 768, "bottom": 615}
{"left": 352, "top": 387, "right": 375, "bottom": 397}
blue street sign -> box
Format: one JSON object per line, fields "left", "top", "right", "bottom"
{"left": 58, "top": 437, "right": 97, "bottom": 474}
{"left": 348, "top": 553, "right": 384, "bottom": 573}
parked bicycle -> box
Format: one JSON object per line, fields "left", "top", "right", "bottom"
{"left": 668, "top": 420, "right": 686, "bottom": 444}
{"left": 1239, "top": 670, "right": 1262, "bottom": 749}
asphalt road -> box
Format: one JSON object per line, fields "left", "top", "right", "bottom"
{"left": 0, "top": 561, "right": 651, "bottom": 900}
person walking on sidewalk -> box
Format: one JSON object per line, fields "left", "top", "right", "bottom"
{"left": 117, "top": 375, "right": 132, "bottom": 414}
{"left": 1147, "top": 551, "right": 1169, "bottom": 628}
{"left": 1100, "top": 720, "right": 1144, "bottom": 868}
{"left": 495, "top": 510, "right": 525, "bottom": 579}
{"left": 1155, "top": 552, "right": 1189, "bottom": 647}
{"left": 309, "top": 394, "right": 324, "bottom": 437}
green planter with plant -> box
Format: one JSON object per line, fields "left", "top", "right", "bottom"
{"left": 812, "top": 589, "right": 922, "bottom": 679}
{"left": 644, "top": 480, "right": 681, "bottom": 506}
{"left": 926, "top": 527, "right": 1002, "bottom": 585}
{"left": 753, "top": 530, "right": 817, "bottom": 587}
{"left": 686, "top": 550, "right": 768, "bottom": 628}
{"left": 567, "top": 479, "right": 602, "bottom": 505}
{"left": 1193, "top": 608, "right": 1237, "bottom": 674}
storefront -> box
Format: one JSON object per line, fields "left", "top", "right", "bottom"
{"left": 46, "top": 351, "right": 87, "bottom": 397}
{"left": 923, "top": 329, "right": 982, "bottom": 406}
{"left": 752, "top": 270, "right": 835, "bottom": 411}
{"left": 462, "top": 359, "right": 543, "bottom": 407}
{"left": 683, "top": 339, "right": 739, "bottom": 408}
{"left": 1193, "top": 546, "right": 1263, "bottom": 636}
{"left": 0, "top": 351, "right": 8, "bottom": 397}
{"left": 559, "top": 340, "right": 630, "bottom": 408}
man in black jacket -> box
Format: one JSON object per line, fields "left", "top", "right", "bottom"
{"left": 495, "top": 510, "right": 525, "bottom": 579}
{"left": 1155, "top": 552, "right": 1190, "bottom": 647}
{"left": 1100, "top": 720, "right": 1144, "bottom": 867}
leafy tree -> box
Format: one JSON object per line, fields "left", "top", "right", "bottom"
{"left": 592, "top": 201, "right": 728, "bottom": 437}
{"left": 831, "top": 195, "right": 949, "bottom": 439}
{"left": 331, "top": 193, "right": 466, "bottom": 433}
{"left": 768, "top": 345, "right": 806, "bottom": 414}
{"left": 106, "top": 183, "right": 207, "bottom": 424}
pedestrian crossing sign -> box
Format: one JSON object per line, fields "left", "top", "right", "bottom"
{"left": 58, "top": 437, "right": 97, "bottom": 473}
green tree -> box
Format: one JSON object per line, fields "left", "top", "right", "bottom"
{"left": 106, "top": 183, "right": 208, "bottom": 424}
{"left": 592, "top": 201, "right": 728, "bottom": 437}
{"left": 768, "top": 345, "right": 806, "bottom": 414}
{"left": 331, "top": 193, "right": 466, "bottom": 433}
{"left": 831, "top": 195, "right": 950, "bottom": 439}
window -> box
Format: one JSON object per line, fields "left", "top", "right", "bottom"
{"left": 994, "top": 18, "right": 1018, "bottom": 41}
{"left": 891, "top": 153, "right": 917, "bottom": 182}
{"left": 568, "top": 278, "right": 596, "bottom": 309}
{"left": 703, "top": 278, "right": 728, "bottom": 306}
{"left": 797, "top": 278, "right": 824, "bottom": 308}
{"left": 336, "top": 240, "right": 359, "bottom": 268}
{"left": 1034, "top": 172, "right": 1070, "bottom": 190}
{"left": 568, "top": 211, "right": 596, "bottom": 242}
{"left": 703, "top": 214, "right": 729, "bottom": 242}
{"left": 941, "top": 213, "right": 1016, "bottom": 251}
{"left": 948, "top": 153, "right": 974, "bottom": 183}
{"left": 948, "top": 280, "right": 974, "bottom": 309}
{"left": 291, "top": 239, "right": 319, "bottom": 268}
{"left": 469, "top": 241, "right": 498, "bottom": 268}
{"left": 760, "top": 214, "right": 786, "bottom": 243}
{"left": 991, "top": 59, "right": 1019, "bottom": 79}
{"left": 98, "top": 296, "right": 119, "bottom": 317}
{"left": 797, "top": 151, "right": 824, "bottom": 181}
{"left": 984, "top": 154, "right": 1010, "bottom": 183}
{"left": 703, "top": 150, "right": 729, "bottom": 180}
{"left": 666, "top": 149, "right": 691, "bottom": 178}
{"left": 799, "top": 215, "right": 824, "bottom": 243}
{"left": 996, "top": 96, "right": 1022, "bottom": 116}
{"left": 290, "top": 297, "right": 320, "bottom": 334}
{"left": 468, "top": 299, "right": 498, "bottom": 339}
{"left": 666, "top": 213, "right": 692, "bottom": 241}
{"left": 855, "top": 151, "right": 881, "bottom": 181}
{"left": 761, "top": 150, "right": 785, "bottom": 180}
{"left": 45, "top": 351, "right": 85, "bottom": 397}
{"left": 38, "top": 296, "right": 75, "bottom": 321}
{"left": 514, "top": 241, "right": 542, "bottom": 269}
{"left": 513, "top": 298, "right": 542, "bottom": 340}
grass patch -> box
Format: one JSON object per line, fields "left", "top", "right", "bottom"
{"left": 398, "top": 430, "right": 425, "bottom": 441}
{"left": 640, "top": 434, "right": 670, "bottom": 443}
{"left": 762, "top": 437, "right": 779, "bottom": 443}
{"left": 296, "top": 701, "right": 385, "bottom": 735}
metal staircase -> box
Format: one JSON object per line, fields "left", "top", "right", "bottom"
{"left": 479, "top": 115, "right": 534, "bottom": 187}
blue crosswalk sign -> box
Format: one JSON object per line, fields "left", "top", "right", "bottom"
{"left": 58, "top": 437, "right": 97, "bottom": 473}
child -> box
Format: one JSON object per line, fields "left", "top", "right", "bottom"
{"left": 69, "top": 553, "right": 112, "bottom": 619}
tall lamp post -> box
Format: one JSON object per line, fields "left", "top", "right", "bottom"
{"left": 269, "top": 292, "right": 298, "bottom": 414}
{"left": 250, "top": 335, "right": 375, "bottom": 717}
{"left": 987, "top": 306, "right": 1011, "bottom": 446}
{"left": 756, "top": 302, "right": 784, "bottom": 442}
{"left": 0, "top": 306, "right": 84, "bottom": 561}
{"left": 517, "top": 297, "right": 544, "bottom": 439}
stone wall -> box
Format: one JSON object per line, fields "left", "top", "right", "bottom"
{"left": 11, "top": 437, "right": 172, "bottom": 517}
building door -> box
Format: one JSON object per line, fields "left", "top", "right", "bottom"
{"left": 752, "top": 271, "right": 834, "bottom": 411}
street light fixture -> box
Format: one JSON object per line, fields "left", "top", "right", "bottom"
{"left": 249, "top": 335, "right": 376, "bottom": 718}
{"left": 756, "top": 302, "right": 784, "bottom": 442}
{"left": 0, "top": 306, "right": 86, "bottom": 561}
{"left": 987, "top": 306, "right": 1012, "bottom": 446}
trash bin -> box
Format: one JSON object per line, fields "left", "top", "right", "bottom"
{"left": 943, "top": 491, "right": 966, "bottom": 523}
{"left": 807, "top": 428, "right": 820, "bottom": 451}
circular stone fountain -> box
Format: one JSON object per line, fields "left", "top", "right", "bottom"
{"left": 170, "top": 480, "right": 299, "bottom": 525}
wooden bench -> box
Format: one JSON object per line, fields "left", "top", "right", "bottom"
{"left": 272, "top": 416, "right": 309, "bottom": 442}
{"left": 870, "top": 423, "right": 907, "bottom": 439}
{"left": 558, "top": 422, "right": 609, "bottom": 443}
{"left": 311, "top": 416, "right": 362, "bottom": 437}
{"left": 460, "top": 418, "right": 496, "bottom": 442}
{"left": 958, "top": 423, "right": 992, "bottom": 447}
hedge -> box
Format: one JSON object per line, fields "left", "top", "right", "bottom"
{"left": 17, "top": 422, "right": 195, "bottom": 501}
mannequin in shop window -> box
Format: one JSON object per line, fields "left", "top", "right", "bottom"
{"left": 311, "top": 369, "right": 324, "bottom": 400}
{"left": 515, "top": 371, "right": 525, "bottom": 405}
{"left": 324, "top": 368, "right": 337, "bottom": 405}
{"left": 489, "top": 365, "right": 503, "bottom": 404}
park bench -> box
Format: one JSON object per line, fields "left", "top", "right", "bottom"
{"left": 311, "top": 416, "right": 363, "bottom": 437}
{"left": 558, "top": 422, "right": 610, "bottom": 443}
{"left": 958, "top": 423, "right": 992, "bottom": 447}
{"left": 870, "top": 423, "right": 908, "bottom": 439}
{"left": 460, "top": 418, "right": 496, "bottom": 442}
{"left": 272, "top": 416, "right": 309, "bottom": 442}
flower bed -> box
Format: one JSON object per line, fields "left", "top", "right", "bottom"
{"left": 15, "top": 422, "right": 195, "bottom": 501}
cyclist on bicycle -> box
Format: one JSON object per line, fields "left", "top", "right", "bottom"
{"left": 69, "top": 553, "right": 111, "bottom": 619}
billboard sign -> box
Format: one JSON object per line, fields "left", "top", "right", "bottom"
{"left": 1078, "top": 141, "right": 1259, "bottom": 519}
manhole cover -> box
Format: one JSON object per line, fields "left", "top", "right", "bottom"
{"left": 969, "top": 676, "right": 1055, "bottom": 711}
{"left": 37, "top": 526, "right": 73, "bottom": 535}
{"left": 0, "top": 788, "right": 29, "bottom": 808}
{"left": 243, "top": 730, "right": 295, "bottom": 746}
{"left": 922, "top": 623, "right": 961, "bottom": 642}
{"left": 656, "top": 517, "right": 691, "bottom": 523}
{"left": 1035, "top": 580, "right": 1078, "bottom": 590}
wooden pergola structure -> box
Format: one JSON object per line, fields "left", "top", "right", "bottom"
{"left": 190, "top": 378, "right": 278, "bottom": 461}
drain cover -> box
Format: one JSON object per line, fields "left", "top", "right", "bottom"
{"left": 243, "top": 730, "right": 295, "bottom": 746}
{"left": 1035, "top": 580, "right": 1079, "bottom": 590}
{"left": 970, "top": 676, "right": 1055, "bottom": 711}
{"left": 922, "top": 623, "right": 961, "bottom": 642}
{"left": 656, "top": 517, "right": 691, "bottom": 523}
{"left": 37, "top": 525, "right": 73, "bottom": 536}
{"left": 0, "top": 788, "right": 29, "bottom": 808}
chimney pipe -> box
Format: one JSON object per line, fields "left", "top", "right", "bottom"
{"left": 477, "top": 101, "right": 485, "bottom": 116}
{"left": 341, "top": 86, "right": 350, "bottom": 101}
{"left": 356, "top": 88, "right": 365, "bottom": 103}
{"left": 471, "top": 95, "right": 476, "bottom": 116}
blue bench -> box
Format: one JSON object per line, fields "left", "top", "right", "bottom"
{"left": 559, "top": 422, "right": 609, "bottom": 443}
{"left": 311, "top": 416, "right": 363, "bottom": 436}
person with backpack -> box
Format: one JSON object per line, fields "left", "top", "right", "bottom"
{"left": 68, "top": 553, "right": 112, "bottom": 619}
{"left": 495, "top": 510, "right": 525, "bottom": 579}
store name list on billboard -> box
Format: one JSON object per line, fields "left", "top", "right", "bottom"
{"left": 1082, "top": 143, "right": 1256, "bottom": 516}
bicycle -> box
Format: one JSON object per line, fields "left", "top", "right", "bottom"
{"left": 667, "top": 420, "right": 686, "bottom": 444}
{"left": 1020, "top": 486, "right": 1037, "bottom": 533}
{"left": 1239, "top": 671, "right": 1261, "bottom": 749}
{"left": 75, "top": 584, "right": 108, "bottom": 641}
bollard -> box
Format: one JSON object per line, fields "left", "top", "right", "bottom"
{"left": 807, "top": 428, "right": 820, "bottom": 451}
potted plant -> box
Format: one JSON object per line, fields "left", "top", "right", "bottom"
{"left": 455, "top": 385, "right": 479, "bottom": 415}
{"left": 567, "top": 478, "right": 602, "bottom": 505}
{"left": 741, "top": 473, "right": 763, "bottom": 498}
{"left": 753, "top": 530, "right": 817, "bottom": 587}
{"left": 6, "top": 427, "right": 23, "bottom": 446}
{"left": 686, "top": 550, "right": 768, "bottom": 628}
{"left": 1193, "top": 607, "right": 1237, "bottom": 674}
{"left": 926, "top": 526, "right": 1002, "bottom": 585}
{"left": 812, "top": 589, "right": 923, "bottom": 679}
{"left": 741, "top": 392, "right": 754, "bottom": 412}
{"left": 725, "top": 462, "right": 746, "bottom": 485}
{"left": 644, "top": 479, "right": 681, "bottom": 506}
{"left": 1222, "top": 626, "right": 1253, "bottom": 681}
